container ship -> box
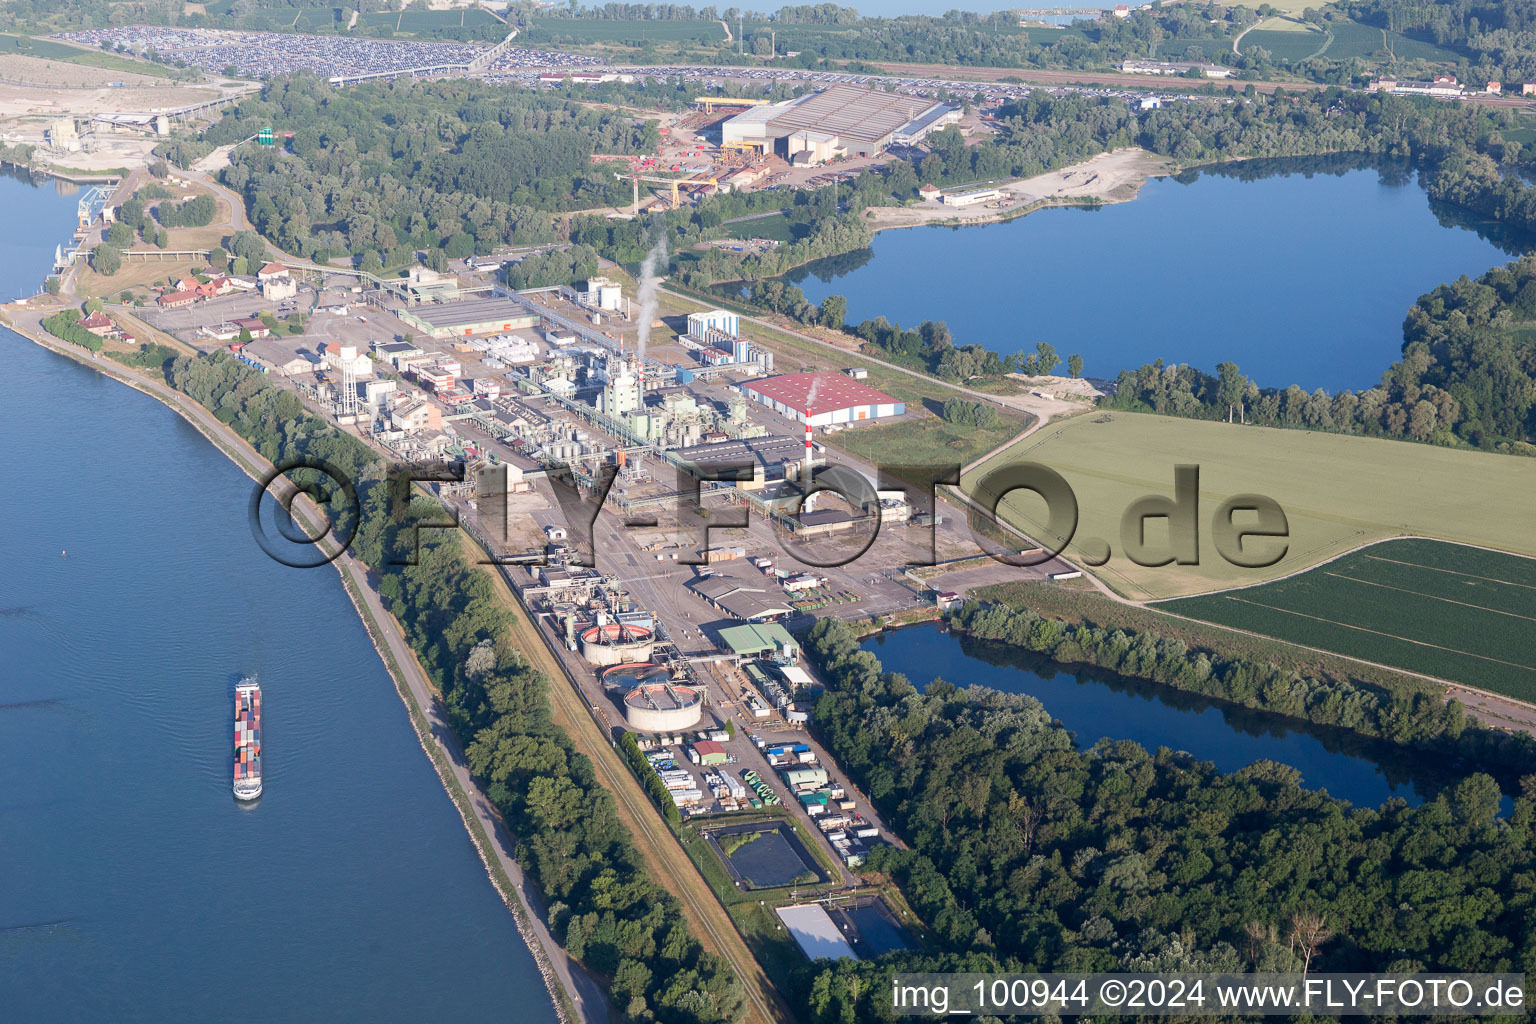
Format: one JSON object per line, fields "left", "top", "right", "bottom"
{"left": 233, "top": 678, "right": 262, "bottom": 801}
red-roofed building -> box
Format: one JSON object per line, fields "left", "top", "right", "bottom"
{"left": 79, "top": 311, "right": 115, "bottom": 336}
{"left": 738, "top": 372, "right": 905, "bottom": 426}
{"left": 257, "top": 262, "right": 288, "bottom": 282}
{"left": 691, "top": 739, "right": 728, "bottom": 765}
{"left": 157, "top": 289, "right": 198, "bottom": 309}
{"left": 233, "top": 315, "right": 271, "bottom": 339}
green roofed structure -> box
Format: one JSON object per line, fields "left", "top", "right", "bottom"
{"left": 717, "top": 622, "right": 800, "bottom": 663}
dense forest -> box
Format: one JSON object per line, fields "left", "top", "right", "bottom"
{"left": 151, "top": 350, "right": 743, "bottom": 1024}
{"left": 798, "top": 616, "right": 1536, "bottom": 1022}
{"left": 201, "top": 75, "right": 656, "bottom": 263}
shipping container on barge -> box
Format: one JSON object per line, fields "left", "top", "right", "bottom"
{"left": 233, "top": 678, "right": 262, "bottom": 801}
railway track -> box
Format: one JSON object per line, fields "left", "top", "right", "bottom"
{"left": 477, "top": 545, "right": 791, "bottom": 1024}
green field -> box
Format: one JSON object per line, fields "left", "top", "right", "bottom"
{"left": 959, "top": 411, "right": 1536, "bottom": 600}
{"left": 531, "top": 18, "right": 726, "bottom": 44}
{"left": 1323, "top": 21, "right": 1461, "bottom": 63}
{"left": 1160, "top": 539, "right": 1536, "bottom": 698}
{"left": 830, "top": 406, "right": 1035, "bottom": 469}
{"left": 0, "top": 34, "right": 173, "bottom": 77}
{"left": 1155, "top": 38, "right": 1236, "bottom": 64}
{"left": 359, "top": 9, "right": 500, "bottom": 32}
{"left": 720, "top": 212, "right": 802, "bottom": 244}
{"left": 1240, "top": 25, "right": 1328, "bottom": 62}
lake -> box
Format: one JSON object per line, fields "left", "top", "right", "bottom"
{"left": 787, "top": 157, "right": 1530, "bottom": 391}
{"left": 864, "top": 623, "right": 1478, "bottom": 808}
{"left": 0, "top": 170, "right": 557, "bottom": 1022}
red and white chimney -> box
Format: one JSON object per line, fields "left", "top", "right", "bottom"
{"left": 803, "top": 411, "right": 813, "bottom": 478}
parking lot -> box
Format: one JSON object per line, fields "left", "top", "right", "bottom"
{"left": 60, "top": 27, "right": 602, "bottom": 80}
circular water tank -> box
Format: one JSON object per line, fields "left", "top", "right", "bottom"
{"left": 579, "top": 622, "right": 654, "bottom": 667}
{"left": 623, "top": 683, "right": 703, "bottom": 732}
{"left": 602, "top": 663, "right": 671, "bottom": 692}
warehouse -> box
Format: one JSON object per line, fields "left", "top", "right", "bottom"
{"left": 721, "top": 84, "right": 957, "bottom": 162}
{"left": 396, "top": 297, "right": 539, "bottom": 339}
{"left": 941, "top": 186, "right": 1001, "bottom": 207}
{"left": 690, "top": 568, "right": 794, "bottom": 623}
{"left": 738, "top": 372, "right": 904, "bottom": 426}
{"left": 672, "top": 434, "right": 822, "bottom": 488}
{"left": 718, "top": 622, "right": 801, "bottom": 662}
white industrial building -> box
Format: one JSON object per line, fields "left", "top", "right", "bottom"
{"left": 739, "top": 372, "right": 905, "bottom": 426}
{"left": 940, "top": 186, "right": 1001, "bottom": 207}
{"left": 686, "top": 308, "right": 740, "bottom": 338}
{"left": 721, "top": 84, "right": 957, "bottom": 163}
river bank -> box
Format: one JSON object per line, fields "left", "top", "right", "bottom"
{"left": 1, "top": 311, "right": 590, "bottom": 1024}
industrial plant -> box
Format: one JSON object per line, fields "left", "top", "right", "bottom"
{"left": 720, "top": 83, "right": 959, "bottom": 165}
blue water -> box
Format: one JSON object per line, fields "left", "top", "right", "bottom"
{"left": 0, "top": 170, "right": 556, "bottom": 1022}
{"left": 788, "top": 159, "right": 1529, "bottom": 390}
{"left": 864, "top": 624, "right": 1472, "bottom": 808}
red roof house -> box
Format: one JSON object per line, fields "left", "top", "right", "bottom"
{"left": 157, "top": 290, "right": 198, "bottom": 309}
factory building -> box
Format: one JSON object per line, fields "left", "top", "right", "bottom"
{"left": 397, "top": 297, "right": 539, "bottom": 339}
{"left": 672, "top": 434, "right": 824, "bottom": 489}
{"left": 686, "top": 308, "right": 740, "bottom": 338}
{"left": 721, "top": 84, "right": 957, "bottom": 164}
{"left": 940, "top": 187, "right": 1001, "bottom": 207}
{"left": 738, "top": 372, "right": 904, "bottom": 426}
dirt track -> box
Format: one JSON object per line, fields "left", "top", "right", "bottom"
{"left": 863, "top": 147, "right": 1173, "bottom": 232}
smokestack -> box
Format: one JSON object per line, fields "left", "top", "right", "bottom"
{"left": 804, "top": 412, "right": 813, "bottom": 479}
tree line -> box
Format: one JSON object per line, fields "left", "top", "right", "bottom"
{"left": 797, "top": 615, "right": 1536, "bottom": 1022}
{"left": 1104, "top": 249, "right": 1536, "bottom": 454}
{"left": 41, "top": 309, "right": 104, "bottom": 353}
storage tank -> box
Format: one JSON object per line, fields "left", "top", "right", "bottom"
{"left": 624, "top": 682, "right": 703, "bottom": 732}
{"left": 602, "top": 663, "right": 671, "bottom": 692}
{"left": 580, "top": 622, "right": 654, "bottom": 666}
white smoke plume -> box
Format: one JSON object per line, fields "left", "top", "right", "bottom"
{"left": 634, "top": 234, "right": 668, "bottom": 365}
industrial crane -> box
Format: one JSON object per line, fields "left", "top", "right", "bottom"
{"left": 614, "top": 172, "right": 718, "bottom": 216}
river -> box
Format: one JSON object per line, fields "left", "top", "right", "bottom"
{"left": 864, "top": 624, "right": 1474, "bottom": 808}
{"left": 0, "top": 171, "right": 557, "bottom": 1021}
{"left": 785, "top": 156, "right": 1530, "bottom": 391}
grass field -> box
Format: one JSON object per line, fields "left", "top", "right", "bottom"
{"left": 830, "top": 409, "right": 1034, "bottom": 471}
{"left": 1160, "top": 539, "right": 1536, "bottom": 698}
{"left": 959, "top": 411, "right": 1536, "bottom": 600}
{"left": 1241, "top": 22, "right": 1329, "bottom": 62}
{"left": 721, "top": 213, "right": 802, "bottom": 244}
{"left": 0, "top": 34, "right": 172, "bottom": 77}
{"left": 359, "top": 9, "right": 500, "bottom": 32}
{"left": 531, "top": 18, "right": 726, "bottom": 43}
{"left": 1323, "top": 20, "right": 1461, "bottom": 63}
